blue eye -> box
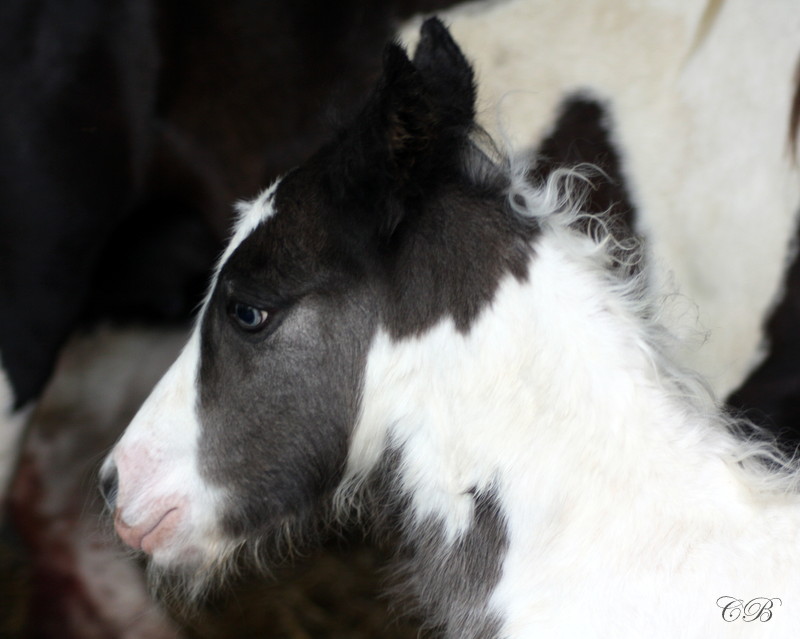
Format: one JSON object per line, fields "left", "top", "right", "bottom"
{"left": 229, "top": 302, "right": 270, "bottom": 332}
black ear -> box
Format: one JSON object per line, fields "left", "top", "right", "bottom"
{"left": 375, "top": 42, "right": 440, "bottom": 193}
{"left": 413, "top": 17, "right": 476, "bottom": 131}
{"left": 324, "top": 19, "right": 477, "bottom": 239}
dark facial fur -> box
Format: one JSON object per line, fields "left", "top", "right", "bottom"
{"left": 192, "top": 18, "right": 532, "bottom": 635}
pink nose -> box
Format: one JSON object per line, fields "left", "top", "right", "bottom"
{"left": 114, "top": 507, "right": 182, "bottom": 554}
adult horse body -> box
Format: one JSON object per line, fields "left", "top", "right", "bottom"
{"left": 399, "top": 0, "right": 800, "bottom": 400}
{"left": 102, "top": 19, "right": 800, "bottom": 637}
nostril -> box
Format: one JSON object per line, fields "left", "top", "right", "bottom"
{"left": 99, "top": 464, "right": 118, "bottom": 511}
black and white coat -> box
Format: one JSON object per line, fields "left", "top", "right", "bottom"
{"left": 102, "top": 16, "right": 800, "bottom": 638}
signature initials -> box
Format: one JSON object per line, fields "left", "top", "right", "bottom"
{"left": 716, "top": 597, "right": 782, "bottom": 622}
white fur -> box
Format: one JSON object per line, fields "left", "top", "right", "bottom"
{"left": 401, "top": 0, "right": 800, "bottom": 397}
{"left": 216, "top": 181, "right": 280, "bottom": 285}
{"left": 0, "top": 356, "right": 31, "bottom": 503}
{"left": 343, "top": 203, "right": 800, "bottom": 635}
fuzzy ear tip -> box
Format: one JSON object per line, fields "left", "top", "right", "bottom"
{"left": 420, "top": 16, "right": 448, "bottom": 36}
{"left": 383, "top": 40, "right": 411, "bottom": 68}
{"left": 417, "top": 16, "right": 457, "bottom": 56}
{"left": 415, "top": 16, "right": 473, "bottom": 75}
{"left": 381, "top": 40, "right": 420, "bottom": 89}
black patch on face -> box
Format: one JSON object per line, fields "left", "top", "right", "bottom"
{"left": 198, "top": 170, "right": 380, "bottom": 540}
{"left": 195, "top": 20, "right": 518, "bottom": 624}
{"left": 531, "top": 95, "right": 637, "bottom": 245}
{"left": 364, "top": 450, "right": 507, "bottom": 638}
{"left": 198, "top": 110, "right": 531, "bottom": 547}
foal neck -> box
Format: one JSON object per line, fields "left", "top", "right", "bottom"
{"left": 342, "top": 220, "right": 800, "bottom": 635}
{"left": 350, "top": 223, "right": 736, "bottom": 510}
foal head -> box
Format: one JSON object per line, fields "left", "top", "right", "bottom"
{"left": 99, "top": 18, "right": 537, "bottom": 590}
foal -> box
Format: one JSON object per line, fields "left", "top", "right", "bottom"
{"left": 101, "top": 19, "right": 800, "bottom": 637}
